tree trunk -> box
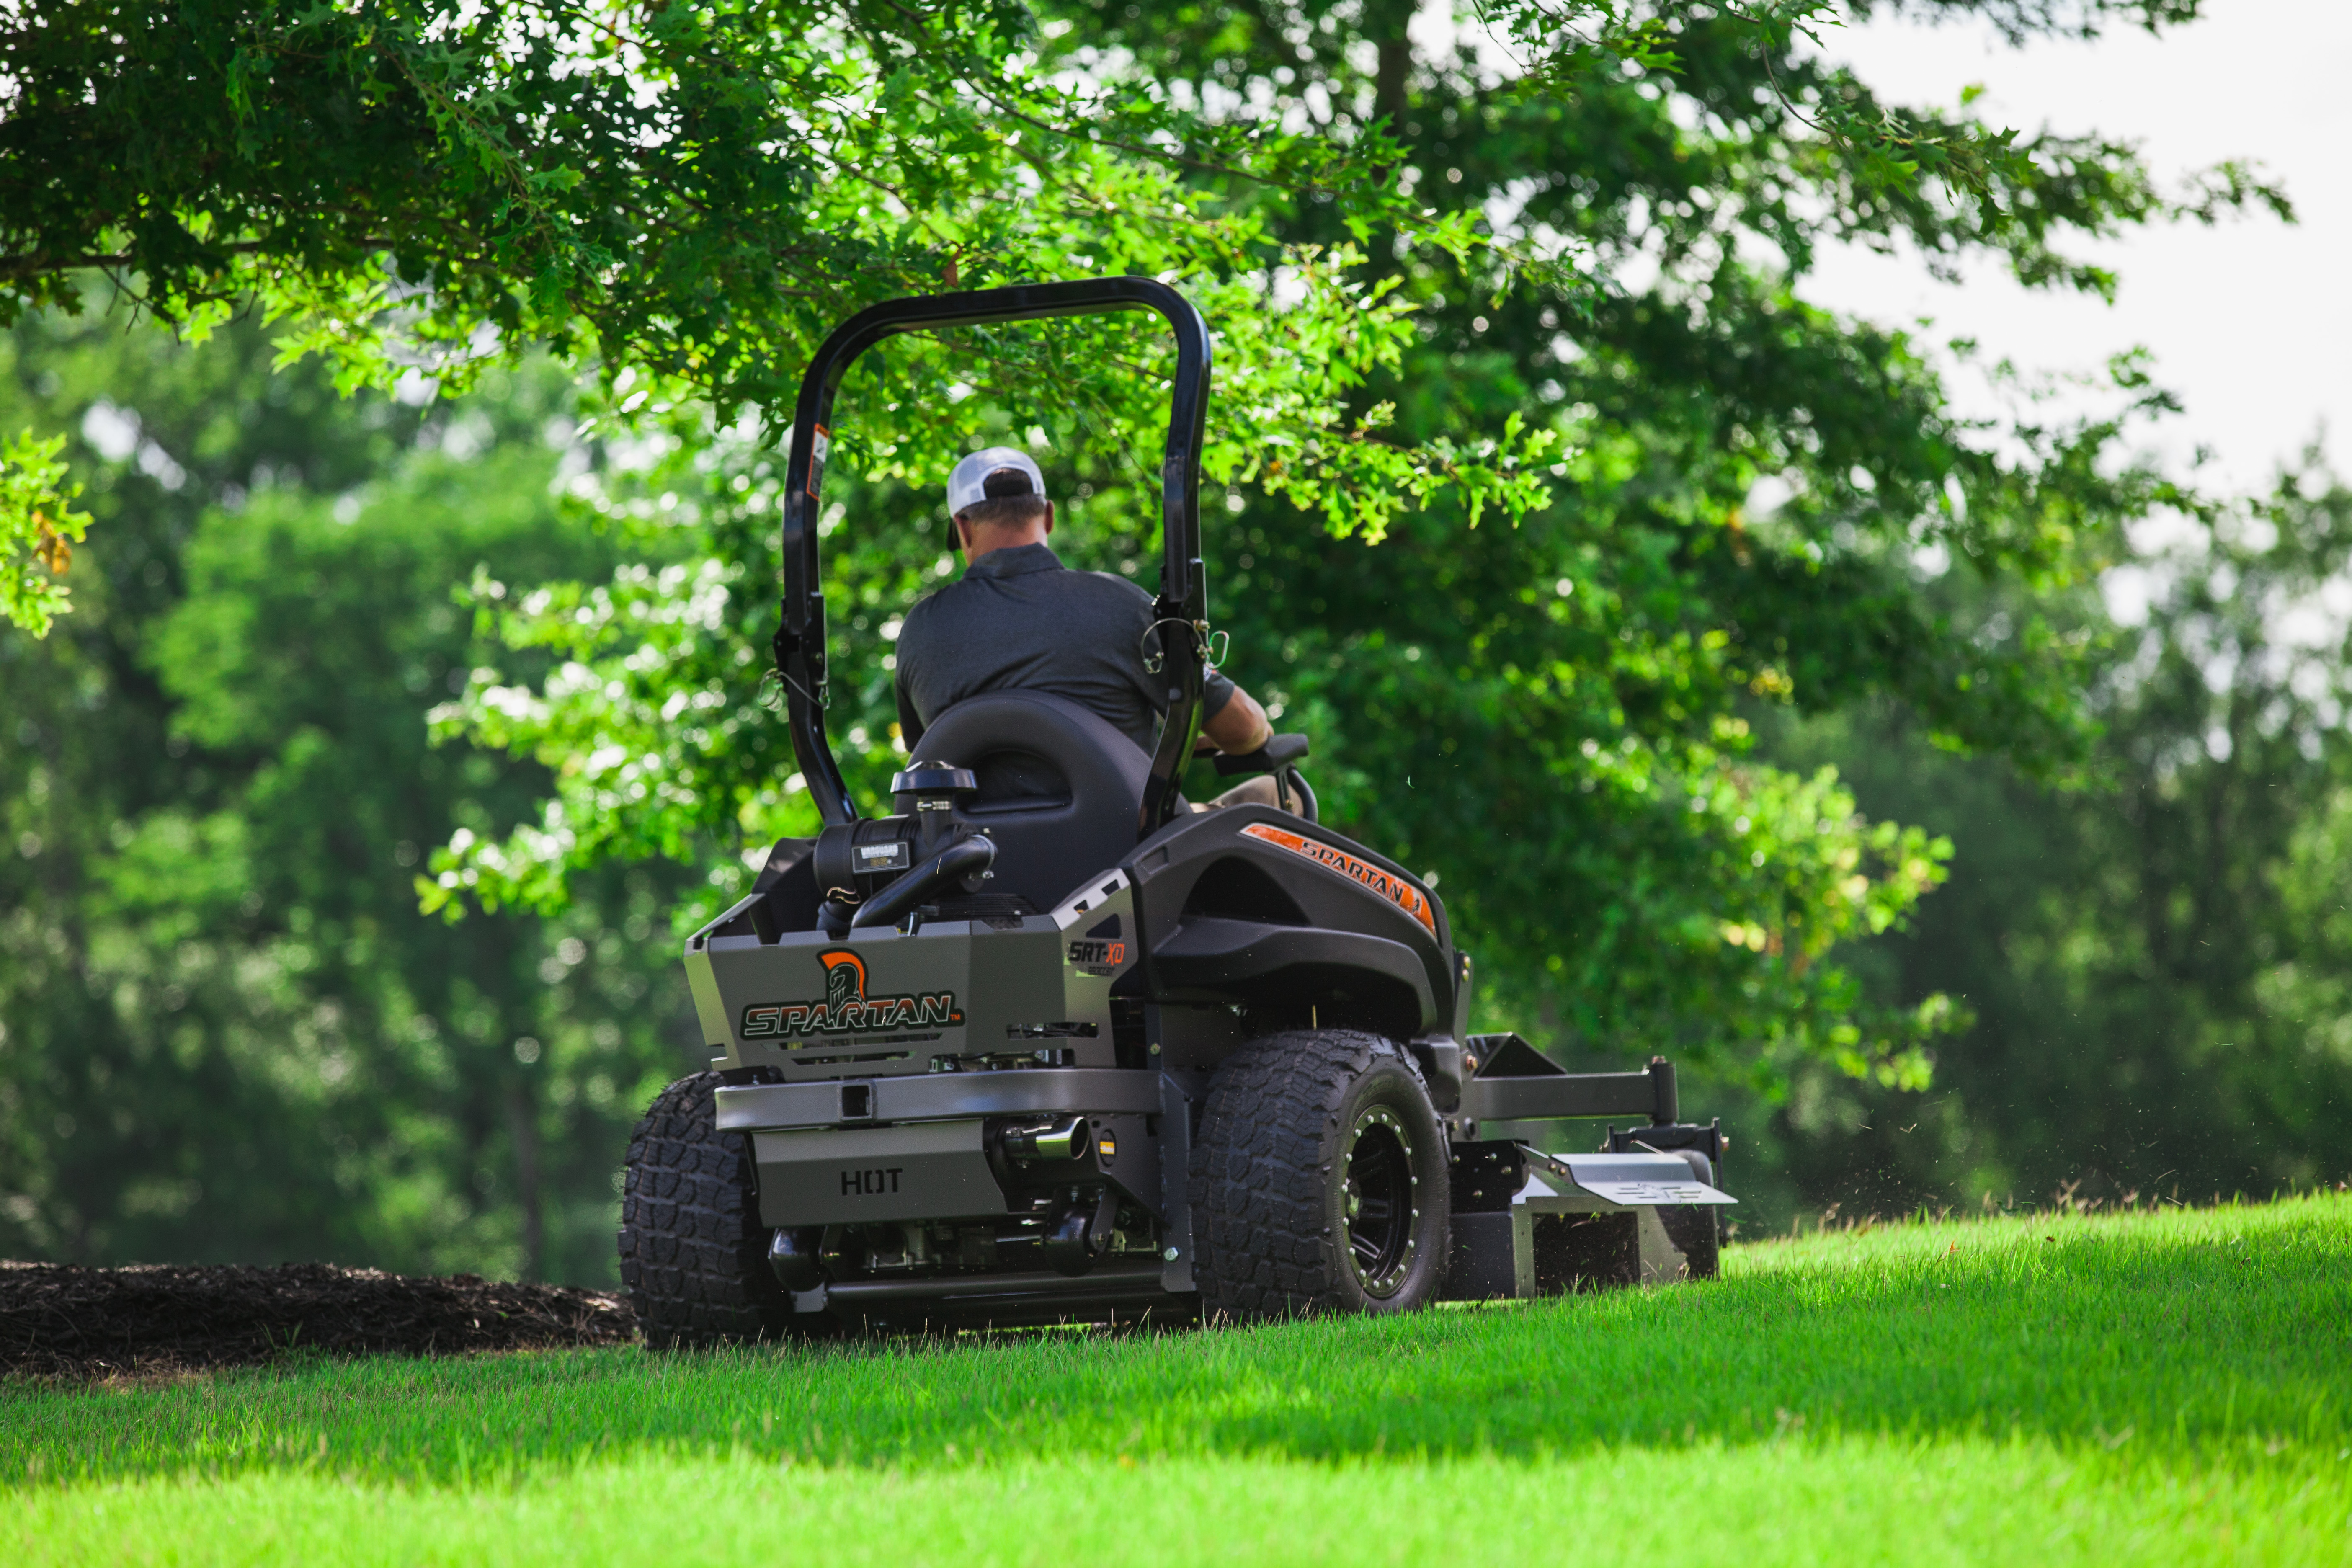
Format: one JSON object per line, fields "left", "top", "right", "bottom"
{"left": 507, "top": 1082, "right": 543, "bottom": 1281}
{"left": 1367, "top": 0, "right": 1413, "bottom": 131}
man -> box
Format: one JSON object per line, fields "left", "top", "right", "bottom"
{"left": 893, "top": 446, "right": 1284, "bottom": 807}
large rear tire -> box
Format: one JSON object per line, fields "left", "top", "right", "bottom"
{"left": 616, "top": 1072, "right": 793, "bottom": 1348}
{"left": 1190, "top": 1029, "right": 1451, "bottom": 1320}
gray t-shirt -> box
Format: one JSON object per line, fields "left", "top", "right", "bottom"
{"left": 893, "top": 542, "right": 1236, "bottom": 754}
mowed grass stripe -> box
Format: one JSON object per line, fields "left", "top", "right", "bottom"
{"left": 1, "top": 1198, "right": 2344, "bottom": 1566}
{"left": 5, "top": 1198, "right": 2343, "bottom": 1482}
{"left": 5, "top": 1445, "right": 2345, "bottom": 1568}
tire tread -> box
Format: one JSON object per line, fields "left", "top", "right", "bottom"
{"left": 1188, "top": 1029, "right": 1447, "bottom": 1320}
{"left": 616, "top": 1072, "right": 789, "bottom": 1347}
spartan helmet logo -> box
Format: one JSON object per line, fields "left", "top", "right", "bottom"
{"left": 818, "top": 949, "right": 867, "bottom": 1013}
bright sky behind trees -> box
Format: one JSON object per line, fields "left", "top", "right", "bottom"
{"left": 1817, "top": 0, "right": 2349, "bottom": 487}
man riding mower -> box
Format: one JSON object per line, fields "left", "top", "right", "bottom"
{"left": 617, "top": 277, "right": 1734, "bottom": 1343}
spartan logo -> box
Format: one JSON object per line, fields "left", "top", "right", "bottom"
{"left": 1238, "top": 822, "right": 1438, "bottom": 934}
{"left": 740, "top": 949, "right": 963, "bottom": 1041}
{"left": 824, "top": 950, "right": 861, "bottom": 1014}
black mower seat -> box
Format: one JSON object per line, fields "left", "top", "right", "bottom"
{"left": 913, "top": 690, "right": 1151, "bottom": 915}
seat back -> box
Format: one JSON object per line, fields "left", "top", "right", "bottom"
{"left": 914, "top": 691, "right": 1152, "bottom": 912}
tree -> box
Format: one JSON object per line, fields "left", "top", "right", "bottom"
{"left": 0, "top": 307, "right": 696, "bottom": 1279}
{"left": 0, "top": 0, "right": 1569, "bottom": 632}
{"left": 428, "top": 0, "right": 2270, "bottom": 1099}
{"left": 1, "top": 0, "right": 2286, "bottom": 1111}
{"left": 1758, "top": 458, "right": 2352, "bottom": 1211}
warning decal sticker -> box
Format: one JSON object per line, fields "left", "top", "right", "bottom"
{"left": 1239, "top": 823, "right": 1437, "bottom": 934}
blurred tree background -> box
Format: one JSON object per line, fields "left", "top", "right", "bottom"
{"left": 0, "top": 309, "right": 705, "bottom": 1282}
{"left": 1757, "top": 461, "right": 2352, "bottom": 1219}
{"left": 4, "top": 0, "right": 2349, "bottom": 1281}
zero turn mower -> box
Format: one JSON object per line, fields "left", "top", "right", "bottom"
{"left": 618, "top": 278, "right": 1734, "bottom": 1341}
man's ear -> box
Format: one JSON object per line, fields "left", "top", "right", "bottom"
{"left": 1042, "top": 501, "right": 1055, "bottom": 536}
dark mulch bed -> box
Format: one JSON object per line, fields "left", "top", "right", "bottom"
{"left": 0, "top": 1260, "right": 636, "bottom": 1380}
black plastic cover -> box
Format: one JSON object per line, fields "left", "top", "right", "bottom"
{"left": 1124, "top": 804, "right": 1452, "bottom": 1039}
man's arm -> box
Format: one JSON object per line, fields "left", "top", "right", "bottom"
{"left": 1199, "top": 682, "right": 1272, "bottom": 754}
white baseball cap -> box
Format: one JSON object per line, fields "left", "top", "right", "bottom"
{"left": 947, "top": 446, "right": 1047, "bottom": 517}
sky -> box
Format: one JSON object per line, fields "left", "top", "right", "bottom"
{"left": 1805, "top": 0, "right": 2350, "bottom": 493}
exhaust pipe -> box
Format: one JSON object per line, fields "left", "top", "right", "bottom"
{"left": 1000, "top": 1115, "right": 1092, "bottom": 1163}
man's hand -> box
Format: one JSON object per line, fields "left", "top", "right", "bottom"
{"left": 1199, "top": 686, "right": 1274, "bottom": 756}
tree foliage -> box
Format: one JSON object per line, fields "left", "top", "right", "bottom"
{"left": 416, "top": 0, "right": 2267, "bottom": 1090}
{"left": 0, "top": 429, "right": 89, "bottom": 635}
{"left": 0, "top": 0, "right": 1580, "bottom": 614}
{"left": 0, "top": 0, "right": 2296, "bottom": 1112}
{"left": 1756, "top": 459, "right": 2352, "bottom": 1209}
{"left": 0, "top": 310, "right": 696, "bottom": 1278}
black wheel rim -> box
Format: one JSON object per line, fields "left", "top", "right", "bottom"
{"left": 1341, "top": 1105, "right": 1419, "bottom": 1299}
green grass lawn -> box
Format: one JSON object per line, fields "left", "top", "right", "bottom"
{"left": 5, "top": 1196, "right": 2347, "bottom": 1565}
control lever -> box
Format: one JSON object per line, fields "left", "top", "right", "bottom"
{"left": 1210, "top": 732, "right": 1310, "bottom": 775}
{"left": 1207, "top": 733, "right": 1317, "bottom": 822}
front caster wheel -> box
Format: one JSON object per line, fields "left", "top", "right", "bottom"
{"left": 1190, "top": 1029, "right": 1452, "bottom": 1320}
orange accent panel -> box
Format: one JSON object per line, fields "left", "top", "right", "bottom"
{"left": 1238, "top": 823, "right": 1437, "bottom": 934}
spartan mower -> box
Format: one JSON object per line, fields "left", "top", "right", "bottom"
{"left": 617, "top": 278, "right": 1735, "bottom": 1342}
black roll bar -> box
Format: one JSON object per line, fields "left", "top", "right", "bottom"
{"left": 772, "top": 276, "right": 1212, "bottom": 833}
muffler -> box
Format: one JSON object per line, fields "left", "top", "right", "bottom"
{"left": 999, "top": 1115, "right": 1092, "bottom": 1162}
